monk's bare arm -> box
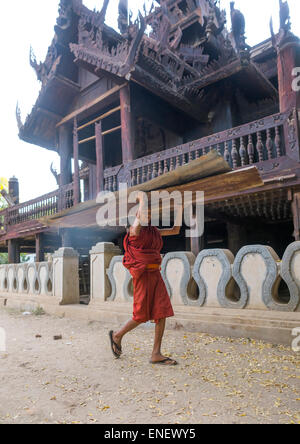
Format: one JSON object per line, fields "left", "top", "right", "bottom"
{"left": 159, "top": 226, "right": 181, "bottom": 237}
{"left": 158, "top": 206, "right": 182, "bottom": 237}
{"left": 129, "top": 215, "right": 142, "bottom": 237}
{"left": 129, "top": 192, "right": 147, "bottom": 237}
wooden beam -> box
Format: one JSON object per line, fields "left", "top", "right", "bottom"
{"left": 102, "top": 125, "right": 122, "bottom": 137}
{"left": 77, "top": 106, "right": 121, "bottom": 131}
{"left": 56, "top": 84, "right": 127, "bottom": 128}
{"left": 78, "top": 126, "right": 122, "bottom": 145}
{"left": 78, "top": 135, "right": 96, "bottom": 145}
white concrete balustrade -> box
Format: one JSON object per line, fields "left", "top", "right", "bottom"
{"left": 0, "top": 247, "right": 80, "bottom": 306}
{"left": 0, "top": 262, "right": 53, "bottom": 296}
{"left": 0, "top": 243, "right": 300, "bottom": 313}
{"left": 101, "top": 242, "right": 300, "bottom": 313}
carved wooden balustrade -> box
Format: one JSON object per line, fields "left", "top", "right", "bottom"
{"left": 104, "top": 108, "right": 298, "bottom": 191}
{"left": 0, "top": 209, "right": 7, "bottom": 234}
{"left": 0, "top": 184, "right": 74, "bottom": 229}
{"left": 127, "top": 111, "right": 289, "bottom": 188}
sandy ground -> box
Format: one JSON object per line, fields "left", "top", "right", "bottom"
{"left": 0, "top": 307, "right": 299, "bottom": 425}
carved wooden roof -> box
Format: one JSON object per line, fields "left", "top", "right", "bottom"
{"left": 18, "top": 0, "right": 280, "bottom": 149}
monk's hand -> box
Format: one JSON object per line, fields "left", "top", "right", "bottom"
{"left": 136, "top": 192, "right": 149, "bottom": 226}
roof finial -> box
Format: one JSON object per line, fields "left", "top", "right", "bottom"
{"left": 118, "top": 0, "right": 129, "bottom": 34}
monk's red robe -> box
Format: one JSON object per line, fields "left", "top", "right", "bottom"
{"left": 123, "top": 226, "right": 174, "bottom": 324}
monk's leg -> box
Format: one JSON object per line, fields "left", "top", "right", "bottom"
{"left": 151, "top": 319, "right": 177, "bottom": 365}
{"left": 151, "top": 318, "right": 167, "bottom": 361}
{"left": 112, "top": 319, "right": 141, "bottom": 355}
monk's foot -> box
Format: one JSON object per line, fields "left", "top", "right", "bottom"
{"left": 112, "top": 332, "right": 122, "bottom": 356}
{"left": 150, "top": 353, "right": 178, "bottom": 366}
{"left": 109, "top": 331, "right": 122, "bottom": 358}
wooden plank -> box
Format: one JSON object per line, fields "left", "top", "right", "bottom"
{"left": 132, "top": 151, "right": 231, "bottom": 192}
{"left": 56, "top": 84, "right": 127, "bottom": 128}
{"left": 78, "top": 135, "right": 96, "bottom": 145}
{"left": 102, "top": 125, "right": 122, "bottom": 137}
{"left": 42, "top": 166, "right": 263, "bottom": 229}
{"left": 77, "top": 106, "right": 121, "bottom": 131}
{"left": 43, "top": 151, "right": 229, "bottom": 219}
{"left": 78, "top": 126, "right": 122, "bottom": 144}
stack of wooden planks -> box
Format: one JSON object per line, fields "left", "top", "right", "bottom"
{"left": 42, "top": 151, "right": 264, "bottom": 230}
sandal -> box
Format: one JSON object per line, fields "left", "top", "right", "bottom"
{"left": 150, "top": 358, "right": 178, "bottom": 366}
{"left": 109, "top": 330, "right": 122, "bottom": 359}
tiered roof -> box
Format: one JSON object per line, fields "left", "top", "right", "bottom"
{"left": 18, "top": 0, "right": 279, "bottom": 150}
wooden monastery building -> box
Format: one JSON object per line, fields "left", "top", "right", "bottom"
{"left": 1, "top": 0, "right": 300, "bottom": 287}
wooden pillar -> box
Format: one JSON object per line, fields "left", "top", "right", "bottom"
{"left": 95, "top": 121, "right": 104, "bottom": 194}
{"left": 59, "top": 124, "right": 72, "bottom": 187}
{"left": 277, "top": 38, "right": 300, "bottom": 113}
{"left": 83, "top": 177, "right": 89, "bottom": 202}
{"left": 277, "top": 33, "right": 300, "bottom": 162}
{"left": 8, "top": 177, "right": 19, "bottom": 205}
{"left": 73, "top": 118, "right": 81, "bottom": 205}
{"left": 120, "top": 84, "right": 135, "bottom": 164}
{"left": 61, "top": 229, "right": 73, "bottom": 248}
{"left": 88, "top": 164, "right": 97, "bottom": 200}
{"left": 227, "top": 223, "right": 247, "bottom": 255}
{"left": 8, "top": 239, "right": 20, "bottom": 264}
{"left": 292, "top": 192, "right": 300, "bottom": 241}
{"left": 35, "top": 233, "right": 45, "bottom": 263}
{"left": 191, "top": 235, "right": 204, "bottom": 258}
{"left": 189, "top": 205, "right": 204, "bottom": 257}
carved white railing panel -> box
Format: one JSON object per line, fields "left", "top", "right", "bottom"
{"left": 0, "top": 262, "right": 53, "bottom": 297}
{"left": 0, "top": 265, "right": 6, "bottom": 292}
{"left": 233, "top": 246, "right": 284, "bottom": 311}
{"left": 160, "top": 252, "right": 198, "bottom": 306}
{"left": 281, "top": 242, "right": 300, "bottom": 312}
{"left": 106, "top": 256, "right": 133, "bottom": 303}
{"left": 192, "top": 249, "right": 242, "bottom": 308}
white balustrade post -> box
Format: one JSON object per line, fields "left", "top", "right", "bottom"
{"left": 52, "top": 248, "right": 80, "bottom": 305}
{"left": 90, "top": 243, "right": 121, "bottom": 304}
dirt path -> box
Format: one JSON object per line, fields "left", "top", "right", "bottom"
{"left": 0, "top": 307, "right": 299, "bottom": 424}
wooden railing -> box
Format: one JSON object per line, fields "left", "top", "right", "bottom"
{"left": 0, "top": 184, "right": 74, "bottom": 229}
{"left": 6, "top": 190, "right": 59, "bottom": 226}
{"left": 102, "top": 108, "right": 297, "bottom": 192}
{"left": 0, "top": 208, "right": 7, "bottom": 234}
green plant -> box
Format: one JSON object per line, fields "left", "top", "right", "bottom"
{"left": 33, "top": 306, "right": 46, "bottom": 316}
{"left": 0, "top": 177, "right": 8, "bottom": 210}
{"left": 0, "top": 253, "right": 8, "bottom": 264}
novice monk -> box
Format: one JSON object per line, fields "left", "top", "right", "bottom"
{"left": 109, "top": 194, "right": 181, "bottom": 366}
